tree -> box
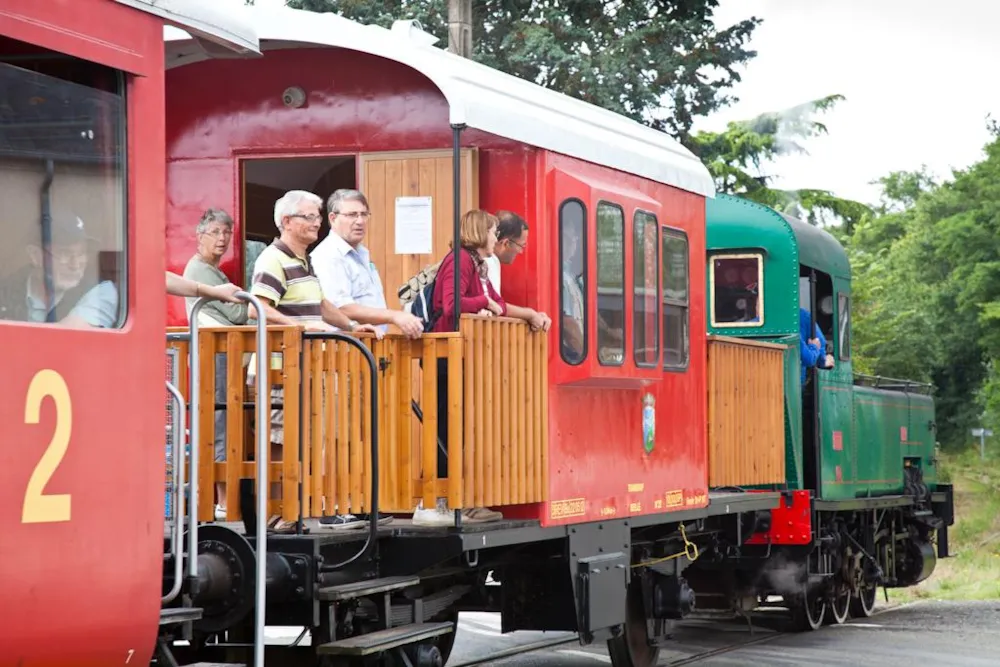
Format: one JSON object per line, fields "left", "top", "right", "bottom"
{"left": 285, "top": 0, "right": 761, "bottom": 139}
{"left": 847, "top": 128, "right": 1000, "bottom": 447}
{"left": 687, "top": 94, "right": 872, "bottom": 232}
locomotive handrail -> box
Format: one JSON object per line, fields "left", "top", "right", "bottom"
{"left": 302, "top": 331, "right": 380, "bottom": 572}
{"left": 163, "top": 379, "right": 186, "bottom": 605}
{"left": 189, "top": 291, "right": 269, "bottom": 667}
{"left": 853, "top": 372, "right": 934, "bottom": 394}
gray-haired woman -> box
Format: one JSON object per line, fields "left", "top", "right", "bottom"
{"left": 182, "top": 208, "right": 247, "bottom": 520}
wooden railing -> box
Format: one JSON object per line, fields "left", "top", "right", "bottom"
{"left": 166, "top": 316, "right": 548, "bottom": 522}
{"left": 706, "top": 335, "right": 786, "bottom": 487}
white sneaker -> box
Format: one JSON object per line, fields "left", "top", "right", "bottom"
{"left": 411, "top": 498, "right": 455, "bottom": 527}
{"left": 214, "top": 505, "right": 227, "bottom": 521}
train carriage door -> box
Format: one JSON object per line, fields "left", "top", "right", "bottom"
{"left": 357, "top": 149, "right": 480, "bottom": 312}
{"left": 357, "top": 149, "right": 479, "bottom": 505}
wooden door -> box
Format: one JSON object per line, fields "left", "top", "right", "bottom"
{"left": 359, "top": 149, "right": 480, "bottom": 311}
{"left": 359, "top": 149, "right": 479, "bottom": 506}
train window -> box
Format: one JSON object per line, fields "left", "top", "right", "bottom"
{"left": 662, "top": 229, "right": 689, "bottom": 370}
{"left": 710, "top": 253, "right": 763, "bottom": 327}
{"left": 559, "top": 199, "right": 587, "bottom": 365}
{"left": 633, "top": 211, "right": 659, "bottom": 367}
{"left": 838, "top": 293, "right": 851, "bottom": 361}
{"left": 0, "top": 53, "right": 127, "bottom": 328}
{"left": 596, "top": 201, "right": 625, "bottom": 366}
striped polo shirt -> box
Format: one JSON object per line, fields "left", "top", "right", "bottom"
{"left": 250, "top": 239, "right": 324, "bottom": 322}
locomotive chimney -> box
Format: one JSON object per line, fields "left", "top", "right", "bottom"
{"left": 447, "top": 0, "right": 472, "bottom": 58}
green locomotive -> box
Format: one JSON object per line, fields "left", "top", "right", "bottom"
{"left": 688, "top": 194, "right": 954, "bottom": 629}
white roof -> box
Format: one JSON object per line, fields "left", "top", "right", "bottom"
{"left": 115, "top": 0, "right": 259, "bottom": 55}
{"left": 163, "top": 5, "right": 715, "bottom": 198}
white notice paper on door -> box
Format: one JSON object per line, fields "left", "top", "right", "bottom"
{"left": 394, "top": 196, "right": 433, "bottom": 255}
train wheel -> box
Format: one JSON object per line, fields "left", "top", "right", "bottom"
{"left": 787, "top": 581, "right": 825, "bottom": 631}
{"left": 607, "top": 580, "right": 661, "bottom": 667}
{"left": 433, "top": 610, "right": 459, "bottom": 666}
{"left": 849, "top": 581, "right": 877, "bottom": 618}
{"left": 824, "top": 586, "right": 850, "bottom": 625}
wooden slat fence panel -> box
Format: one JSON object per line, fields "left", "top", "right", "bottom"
{"left": 707, "top": 335, "right": 786, "bottom": 487}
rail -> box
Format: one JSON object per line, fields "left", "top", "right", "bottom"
{"left": 853, "top": 372, "right": 934, "bottom": 395}
{"left": 302, "top": 331, "right": 380, "bottom": 572}
{"left": 162, "top": 379, "right": 186, "bottom": 605}
{"left": 189, "top": 292, "right": 268, "bottom": 667}
{"left": 165, "top": 314, "right": 549, "bottom": 522}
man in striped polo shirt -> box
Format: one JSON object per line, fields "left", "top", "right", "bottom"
{"left": 250, "top": 190, "right": 381, "bottom": 533}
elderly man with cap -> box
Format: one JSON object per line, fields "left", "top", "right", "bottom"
{"left": 0, "top": 214, "right": 118, "bottom": 327}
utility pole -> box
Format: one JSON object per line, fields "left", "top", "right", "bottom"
{"left": 448, "top": 0, "right": 472, "bottom": 58}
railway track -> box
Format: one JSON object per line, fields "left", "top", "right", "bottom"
{"left": 450, "top": 627, "right": 786, "bottom": 666}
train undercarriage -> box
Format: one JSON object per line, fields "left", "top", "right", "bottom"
{"left": 156, "top": 491, "right": 778, "bottom": 667}
{"left": 683, "top": 485, "right": 954, "bottom": 634}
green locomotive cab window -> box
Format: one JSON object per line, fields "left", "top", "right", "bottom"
{"left": 710, "top": 253, "right": 764, "bottom": 328}
{"left": 838, "top": 293, "right": 851, "bottom": 361}
{"left": 559, "top": 199, "right": 587, "bottom": 365}
{"left": 633, "top": 210, "right": 659, "bottom": 367}
{"left": 596, "top": 201, "right": 625, "bottom": 366}
{"left": 0, "top": 58, "right": 127, "bottom": 329}
{"left": 662, "top": 228, "right": 689, "bottom": 370}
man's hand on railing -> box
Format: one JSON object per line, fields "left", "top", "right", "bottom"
{"left": 391, "top": 311, "right": 425, "bottom": 339}
{"left": 476, "top": 308, "right": 495, "bottom": 318}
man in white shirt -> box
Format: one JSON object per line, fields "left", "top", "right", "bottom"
{"left": 485, "top": 210, "right": 551, "bottom": 332}
{"left": 311, "top": 189, "right": 423, "bottom": 338}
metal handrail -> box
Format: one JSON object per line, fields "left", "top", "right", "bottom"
{"left": 189, "top": 292, "right": 268, "bottom": 667}
{"left": 303, "top": 331, "right": 380, "bottom": 572}
{"left": 163, "top": 379, "right": 186, "bottom": 605}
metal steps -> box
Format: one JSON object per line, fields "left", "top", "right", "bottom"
{"left": 316, "top": 622, "right": 454, "bottom": 656}
{"left": 316, "top": 575, "right": 420, "bottom": 601}
{"left": 160, "top": 607, "right": 203, "bottom": 626}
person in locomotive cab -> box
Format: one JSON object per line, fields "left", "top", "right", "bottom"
{"left": 484, "top": 210, "right": 552, "bottom": 332}
{"left": 0, "top": 214, "right": 117, "bottom": 327}
{"left": 248, "top": 190, "right": 381, "bottom": 533}
{"left": 799, "top": 307, "right": 835, "bottom": 384}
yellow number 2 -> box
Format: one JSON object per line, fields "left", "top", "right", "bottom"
{"left": 22, "top": 369, "right": 72, "bottom": 524}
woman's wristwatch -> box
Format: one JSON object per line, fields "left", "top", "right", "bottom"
{"left": 348, "top": 319, "right": 359, "bottom": 332}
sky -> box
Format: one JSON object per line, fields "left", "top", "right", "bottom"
{"left": 236, "top": 0, "right": 1000, "bottom": 207}
{"left": 701, "top": 0, "right": 1000, "bottom": 205}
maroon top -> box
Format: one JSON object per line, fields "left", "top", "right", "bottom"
{"left": 431, "top": 248, "right": 507, "bottom": 332}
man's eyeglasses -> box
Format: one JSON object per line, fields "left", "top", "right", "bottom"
{"left": 290, "top": 213, "right": 323, "bottom": 223}
{"left": 335, "top": 211, "right": 371, "bottom": 221}
{"left": 506, "top": 238, "right": 526, "bottom": 251}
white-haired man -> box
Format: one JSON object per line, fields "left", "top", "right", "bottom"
{"left": 249, "top": 190, "right": 383, "bottom": 532}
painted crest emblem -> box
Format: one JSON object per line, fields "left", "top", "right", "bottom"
{"left": 642, "top": 393, "right": 655, "bottom": 454}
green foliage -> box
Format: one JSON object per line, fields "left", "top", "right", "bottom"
{"left": 848, "top": 132, "right": 1000, "bottom": 448}
{"left": 687, "top": 94, "right": 873, "bottom": 233}
{"left": 285, "top": 0, "right": 761, "bottom": 139}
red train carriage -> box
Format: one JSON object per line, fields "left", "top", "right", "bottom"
{"left": 154, "top": 6, "right": 781, "bottom": 667}
{"left": 0, "top": 2, "right": 258, "bottom": 666}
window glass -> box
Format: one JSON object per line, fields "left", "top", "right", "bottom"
{"left": 633, "top": 211, "right": 659, "bottom": 367}
{"left": 0, "top": 56, "right": 126, "bottom": 328}
{"left": 559, "top": 199, "right": 587, "bottom": 365}
{"left": 662, "top": 229, "right": 689, "bottom": 369}
{"left": 711, "top": 254, "right": 763, "bottom": 327}
{"left": 596, "top": 202, "right": 625, "bottom": 366}
{"left": 838, "top": 293, "right": 851, "bottom": 361}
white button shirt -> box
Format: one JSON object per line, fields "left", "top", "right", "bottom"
{"left": 311, "top": 232, "right": 388, "bottom": 333}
